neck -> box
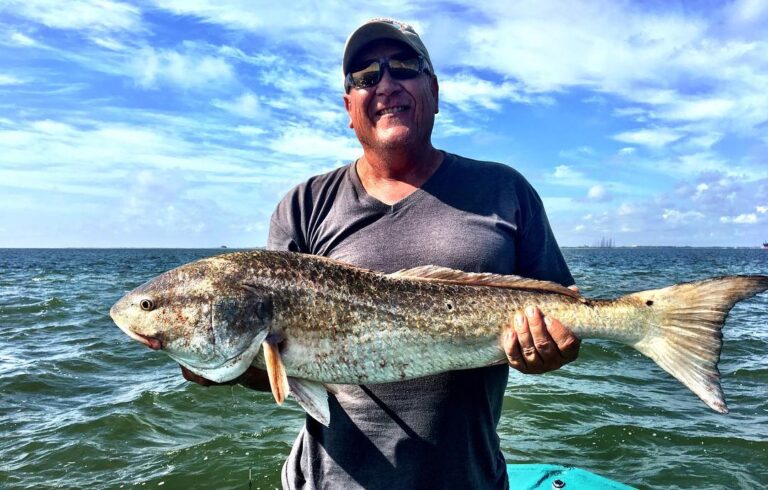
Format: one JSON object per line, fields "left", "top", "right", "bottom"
{"left": 356, "top": 145, "right": 443, "bottom": 205}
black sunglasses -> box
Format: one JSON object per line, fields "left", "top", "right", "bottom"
{"left": 345, "top": 56, "right": 430, "bottom": 93}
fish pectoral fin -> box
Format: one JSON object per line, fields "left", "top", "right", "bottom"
{"left": 288, "top": 377, "right": 331, "bottom": 427}
{"left": 262, "top": 340, "right": 289, "bottom": 405}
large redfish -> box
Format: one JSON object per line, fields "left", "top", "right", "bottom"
{"left": 110, "top": 250, "right": 768, "bottom": 425}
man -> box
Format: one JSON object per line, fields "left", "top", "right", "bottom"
{"left": 186, "top": 18, "right": 579, "bottom": 489}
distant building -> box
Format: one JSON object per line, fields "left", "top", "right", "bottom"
{"left": 592, "top": 237, "right": 615, "bottom": 248}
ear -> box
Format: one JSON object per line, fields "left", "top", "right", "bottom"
{"left": 430, "top": 75, "right": 439, "bottom": 114}
{"left": 343, "top": 93, "right": 354, "bottom": 128}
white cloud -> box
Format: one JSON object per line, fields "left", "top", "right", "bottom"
{"left": 434, "top": 112, "right": 479, "bottom": 136}
{"left": 0, "top": 117, "right": 257, "bottom": 176}
{"left": 90, "top": 36, "right": 127, "bottom": 51}
{"left": 662, "top": 209, "right": 705, "bottom": 224}
{"left": 131, "top": 46, "right": 235, "bottom": 90}
{"left": 150, "top": 1, "right": 414, "bottom": 40}
{"left": 440, "top": 0, "right": 768, "bottom": 161}
{"left": 671, "top": 152, "right": 749, "bottom": 178}
{"left": 463, "top": 1, "right": 708, "bottom": 93}
{"left": 720, "top": 213, "right": 758, "bottom": 224}
{"left": 268, "top": 125, "right": 360, "bottom": 161}
{"left": 725, "top": 0, "right": 768, "bottom": 27}
{"left": 617, "top": 202, "right": 637, "bottom": 216}
{"left": 213, "top": 91, "right": 264, "bottom": 119}
{"left": 757, "top": 205, "right": 768, "bottom": 213}
{"left": 540, "top": 197, "right": 574, "bottom": 213}
{"left": 694, "top": 183, "right": 709, "bottom": 199}
{"left": 4, "top": 0, "right": 142, "bottom": 33}
{"left": 0, "top": 75, "right": 24, "bottom": 85}
{"left": 684, "top": 132, "right": 723, "bottom": 149}
{"left": 439, "top": 74, "right": 510, "bottom": 111}
{"left": 235, "top": 125, "right": 267, "bottom": 136}
{"left": 587, "top": 185, "right": 608, "bottom": 201}
{"left": 659, "top": 97, "right": 734, "bottom": 121}
{"left": 439, "top": 73, "right": 551, "bottom": 112}
{"left": 552, "top": 165, "right": 584, "bottom": 182}
{"left": 614, "top": 128, "right": 683, "bottom": 147}
{"left": 10, "top": 32, "right": 38, "bottom": 46}
{"left": 613, "top": 107, "right": 648, "bottom": 119}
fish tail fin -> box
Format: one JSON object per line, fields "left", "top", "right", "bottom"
{"left": 625, "top": 275, "right": 768, "bottom": 413}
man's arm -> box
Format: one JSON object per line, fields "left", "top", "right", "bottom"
{"left": 505, "top": 181, "right": 581, "bottom": 374}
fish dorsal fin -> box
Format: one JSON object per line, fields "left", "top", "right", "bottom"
{"left": 388, "top": 265, "right": 580, "bottom": 299}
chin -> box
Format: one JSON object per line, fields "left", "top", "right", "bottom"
{"left": 375, "top": 128, "right": 417, "bottom": 148}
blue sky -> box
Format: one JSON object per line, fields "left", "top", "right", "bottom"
{"left": 1, "top": 0, "right": 767, "bottom": 248}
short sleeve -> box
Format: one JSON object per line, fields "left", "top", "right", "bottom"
{"left": 266, "top": 187, "right": 308, "bottom": 253}
{"left": 514, "top": 183, "right": 574, "bottom": 287}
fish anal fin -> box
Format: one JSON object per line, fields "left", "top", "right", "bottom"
{"left": 388, "top": 266, "right": 581, "bottom": 300}
{"left": 262, "top": 340, "right": 289, "bottom": 405}
{"left": 288, "top": 378, "right": 331, "bottom": 426}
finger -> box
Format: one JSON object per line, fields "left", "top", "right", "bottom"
{"left": 525, "top": 305, "right": 557, "bottom": 361}
{"left": 514, "top": 310, "right": 542, "bottom": 371}
{"left": 503, "top": 326, "right": 526, "bottom": 372}
{"left": 545, "top": 317, "right": 581, "bottom": 362}
{"left": 568, "top": 284, "right": 580, "bottom": 295}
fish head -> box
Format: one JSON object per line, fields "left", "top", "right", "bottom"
{"left": 110, "top": 256, "right": 273, "bottom": 383}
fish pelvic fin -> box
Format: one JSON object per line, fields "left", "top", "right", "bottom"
{"left": 288, "top": 378, "right": 331, "bottom": 426}
{"left": 628, "top": 275, "right": 768, "bottom": 414}
{"left": 262, "top": 340, "right": 289, "bottom": 405}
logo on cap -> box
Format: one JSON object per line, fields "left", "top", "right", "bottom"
{"left": 369, "top": 17, "right": 416, "bottom": 34}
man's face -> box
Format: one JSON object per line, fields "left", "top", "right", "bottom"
{"left": 343, "top": 40, "right": 439, "bottom": 152}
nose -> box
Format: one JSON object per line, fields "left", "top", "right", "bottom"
{"left": 375, "top": 67, "right": 402, "bottom": 96}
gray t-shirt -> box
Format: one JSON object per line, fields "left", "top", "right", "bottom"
{"left": 268, "top": 152, "right": 573, "bottom": 490}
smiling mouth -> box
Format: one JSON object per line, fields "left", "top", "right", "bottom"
{"left": 376, "top": 105, "right": 408, "bottom": 116}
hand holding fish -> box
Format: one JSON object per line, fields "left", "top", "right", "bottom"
{"left": 504, "top": 305, "right": 581, "bottom": 374}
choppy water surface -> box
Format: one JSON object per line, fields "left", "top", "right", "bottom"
{"left": 1, "top": 248, "right": 766, "bottom": 489}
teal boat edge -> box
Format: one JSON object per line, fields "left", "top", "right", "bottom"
{"left": 507, "top": 464, "right": 636, "bottom": 490}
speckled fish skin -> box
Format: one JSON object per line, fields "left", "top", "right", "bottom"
{"left": 111, "top": 250, "right": 768, "bottom": 414}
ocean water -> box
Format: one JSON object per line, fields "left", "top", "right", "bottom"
{"left": 0, "top": 247, "right": 766, "bottom": 489}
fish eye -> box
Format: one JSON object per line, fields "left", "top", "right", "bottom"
{"left": 140, "top": 299, "right": 155, "bottom": 311}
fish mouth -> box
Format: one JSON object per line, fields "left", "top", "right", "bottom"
{"left": 110, "top": 304, "right": 163, "bottom": 350}
{"left": 134, "top": 333, "right": 163, "bottom": 350}
{"left": 116, "top": 322, "right": 162, "bottom": 350}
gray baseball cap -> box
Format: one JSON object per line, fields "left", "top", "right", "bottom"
{"left": 342, "top": 18, "right": 434, "bottom": 75}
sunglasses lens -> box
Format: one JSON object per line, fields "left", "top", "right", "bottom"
{"left": 351, "top": 61, "right": 382, "bottom": 89}
{"left": 348, "top": 57, "right": 423, "bottom": 90}
{"left": 388, "top": 58, "right": 421, "bottom": 79}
